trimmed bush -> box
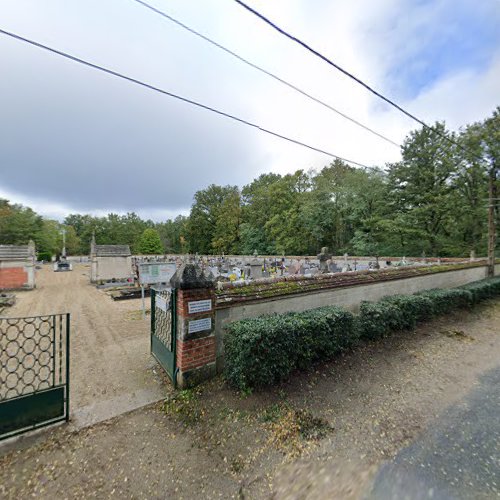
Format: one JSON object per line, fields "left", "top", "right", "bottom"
{"left": 417, "top": 288, "right": 472, "bottom": 315}
{"left": 357, "top": 301, "right": 403, "bottom": 340}
{"left": 296, "top": 306, "right": 359, "bottom": 364}
{"left": 224, "top": 277, "right": 500, "bottom": 391}
{"left": 224, "top": 306, "right": 356, "bottom": 390}
{"left": 460, "top": 277, "right": 500, "bottom": 304}
{"left": 381, "top": 294, "right": 434, "bottom": 328}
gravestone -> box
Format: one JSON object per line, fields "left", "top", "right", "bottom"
{"left": 300, "top": 258, "right": 311, "bottom": 275}
{"left": 329, "top": 260, "right": 340, "bottom": 273}
{"left": 288, "top": 259, "right": 300, "bottom": 275}
{"left": 250, "top": 254, "right": 263, "bottom": 279}
{"left": 244, "top": 262, "right": 251, "bottom": 278}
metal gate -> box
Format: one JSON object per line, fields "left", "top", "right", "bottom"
{"left": 0, "top": 314, "right": 70, "bottom": 440}
{"left": 150, "top": 288, "right": 177, "bottom": 386}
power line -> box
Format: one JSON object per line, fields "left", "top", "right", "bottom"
{"left": 0, "top": 27, "right": 371, "bottom": 169}
{"left": 233, "top": 0, "right": 475, "bottom": 157}
{"left": 131, "top": 0, "right": 400, "bottom": 148}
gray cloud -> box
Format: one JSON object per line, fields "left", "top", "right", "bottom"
{"left": 1, "top": 0, "right": 499, "bottom": 221}
{"left": 0, "top": 34, "right": 259, "bottom": 214}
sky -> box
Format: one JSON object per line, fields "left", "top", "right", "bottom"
{"left": 0, "top": 0, "right": 499, "bottom": 221}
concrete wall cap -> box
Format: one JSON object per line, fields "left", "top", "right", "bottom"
{"left": 170, "top": 263, "right": 215, "bottom": 290}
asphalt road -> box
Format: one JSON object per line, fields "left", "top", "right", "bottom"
{"left": 368, "top": 366, "right": 500, "bottom": 499}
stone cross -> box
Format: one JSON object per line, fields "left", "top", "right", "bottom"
{"left": 317, "top": 247, "right": 332, "bottom": 273}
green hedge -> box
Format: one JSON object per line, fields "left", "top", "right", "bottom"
{"left": 357, "top": 300, "right": 403, "bottom": 340}
{"left": 224, "top": 306, "right": 356, "bottom": 390}
{"left": 460, "top": 277, "right": 500, "bottom": 304}
{"left": 224, "top": 277, "right": 500, "bottom": 390}
{"left": 416, "top": 288, "right": 472, "bottom": 315}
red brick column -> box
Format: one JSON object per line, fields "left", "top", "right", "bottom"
{"left": 171, "top": 264, "right": 216, "bottom": 388}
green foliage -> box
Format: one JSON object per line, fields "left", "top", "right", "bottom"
{"left": 156, "top": 215, "right": 189, "bottom": 253}
{"left": 384, "top": 122, "right": 458, "bottom": 256}
{"left": 357, "top": 300, "right": 404, "bottom": 339}
{"left": 37, "top": 251, "right": 52, "bottom": 262}
{"left": 381, "top": 294, "right": 434, "bottom": 327}
{"left": 2, "top": 106, "right": 498, "bottom": 259}
{"left": 0, "top": 199, "right": 43, "bottom": 245}
{"left": 36, "top": 221, "right": 80, "bottom": 256}
{"left": 460, "top": 276, "right": 500, "bottom": 304}
{"left": 188, "top": 184, "right": 241, "bottom": 254}
{"left": 417, "top": 288, "right": 472, "bottom": 315}
{"left": 64, "top": 212, "right": 154, "bottom": 254}
{"left": 163, "top": 389, "right": 202, "bottom": 425}
{"left": 226, "top": 277, "right": 500, "bottom": 390}
{"left": 224, "top": 306, "right": 356, "bottom": 390}
{"left": 359, "top": 288, "right": 474, "bottom": 340}
{"left": 137, "top": 228, "right": 164, "bottom": 254}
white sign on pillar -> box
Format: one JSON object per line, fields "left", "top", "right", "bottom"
{"left": 188, "top": 299, "right": 212, "bottom": 314}
{"left": 188, "top": 317, "right": 212, "bottom": 334}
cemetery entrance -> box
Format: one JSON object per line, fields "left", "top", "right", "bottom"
{"left": 150, "top": 288, "right": 177, "bottom": 386}
{"left": 0, "top": 314, "right": 70, "bottom": 440}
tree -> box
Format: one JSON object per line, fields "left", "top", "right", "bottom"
{"left": 137, "top": 229, "right": 164, "bottom": 254}
{"left": 61, "top": 225, "right": 81, "bottom": 255}
{"left": 446, "top": 123, "right": 489, "bottom": 255}
{"left": 188, "top": 184, "right": 241, "bottom": 254}
{"left": 240, "top": 173, "right": 282, "bottom": 254}
{"left": 157, "top": 215, "right": 189, "bottom": 253}
{"left": 386, "top": 122, "right": 458, "bottom": 256}
{"left": 0, "top": 200, "right": 43, "bottom": 245}
{"left": 211, "top": 188, "right": 241, "bottom": 254}
{"left": 36, "top": 219, "right": 60, "bottom": 257}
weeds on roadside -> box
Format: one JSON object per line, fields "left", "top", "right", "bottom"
{"left": 259, "top": 402, "right": 332, "bottom": 457}
{"left": 163, "top": 389, "right": 204, "bottom": 425}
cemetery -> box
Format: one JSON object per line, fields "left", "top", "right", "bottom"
{"left": 0, "top": 2, "right": 497, "bottom": 492}
{"left": 145, "top": 254, "right": 500, "bottom": 388}
{"left": 89, "top": 247, "right": 479, "bottom": 304}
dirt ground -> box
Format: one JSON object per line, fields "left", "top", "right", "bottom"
{"left": 3, "top": 263, "right": 170, "bottom": 427}
{"left": 1, "top": 279, "right": 499, "bottom": 499}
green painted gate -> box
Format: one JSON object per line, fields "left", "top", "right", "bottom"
{"left": 0, "top": 314, "right": 70, "bottom": 440}
{"left": 150, "top": 288, "right": 177, "bottom": 387}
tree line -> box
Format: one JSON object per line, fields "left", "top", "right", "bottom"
{"left": 0, "top": 107, "right": 498, "bottom": 258}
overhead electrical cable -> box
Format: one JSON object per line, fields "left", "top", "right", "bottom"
{"left": 0, "top": 27, "right": 371, "bottom": 169}
{"left": 131, "top": 0, "right": 400, "bottom": 148}
{"left": 233, "top": 0, "right": 476, "bottom": 157}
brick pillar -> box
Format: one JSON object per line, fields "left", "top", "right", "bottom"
{"left": 170, "top": 263, "right": 216, "bottom": 389}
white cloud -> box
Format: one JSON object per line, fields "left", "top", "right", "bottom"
{"left": 407, "top": 51, "right": 500, "bottom": 129}
{"left": 0, "top": 0, "right": 498, "bottom": 219}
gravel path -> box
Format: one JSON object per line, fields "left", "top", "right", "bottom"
{"left": 4, "top": 264, "right": 169, "bottom": 428}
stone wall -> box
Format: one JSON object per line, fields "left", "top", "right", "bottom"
{"left": 213, "top": 263, "right": 500, "bottom": 372}
{"left": 91, "top": 256, "right": 133, "bottom": 282}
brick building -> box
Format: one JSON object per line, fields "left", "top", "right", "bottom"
{"left": 0, "top": 241, "right": 36, "bottom": 290}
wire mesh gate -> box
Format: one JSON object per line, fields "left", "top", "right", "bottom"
{"left": 0, "top": 314, "right": 70, "bottom": 440}
{"left": 150, "top": 288, "right": 177, "bottom": 387}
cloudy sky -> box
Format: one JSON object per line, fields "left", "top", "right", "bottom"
{"left": 1, "top": 0, "right": 499, "bottom": 221}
